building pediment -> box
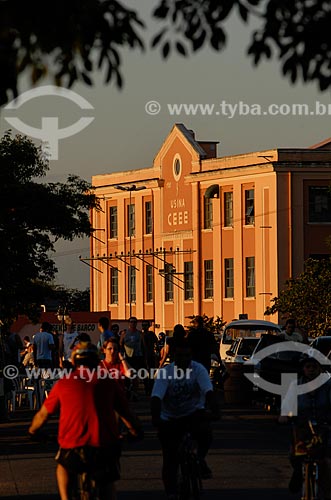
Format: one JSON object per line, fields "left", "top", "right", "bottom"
{"left": 153, "top": 123, "right": 207, "bottom": 169}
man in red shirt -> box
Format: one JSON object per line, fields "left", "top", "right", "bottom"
{"left": 28, "top": 342, "right": 142, "bottom": 500}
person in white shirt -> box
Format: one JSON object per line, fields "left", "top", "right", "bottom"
{"left": 59, "top": 322, "right": 79, "bottom": 368}
{"left": 279, "top": 319, "right": 304, "bottom": 342}
{"left": 151, "top": 338, "right": 219, "bottom": 499}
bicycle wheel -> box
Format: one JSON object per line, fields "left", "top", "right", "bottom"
{"left": 189, "top": 456, "right": 202, "bottom": 500}
{"left": 178, "top": 461, "right": 191, "bottom": 500}
{"left": 303, "top": 462, "right": 318, "bottom": 500}
{"left": 178, "top": 454, "right": 202, "bottom": 500}
{"left": 70, "top": 471, "right": 99, "bottom": 500}
{"left": 78, "top": 472, "right": 91, "bottom": 500}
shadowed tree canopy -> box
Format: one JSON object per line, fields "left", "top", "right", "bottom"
{"left": 0, "top": 132, "right": 99, "bottom": 325}
{"left": 265, "top": 258, "right": 331, "bottom": 338}
{"left": 0, "top": 0, "right": 330, "bottom": 105}
{"left": 187, "top": 314, "right": 226, "bottom": 335}
{"left": 45, "top": 286, "right": 91, "bottom": 313}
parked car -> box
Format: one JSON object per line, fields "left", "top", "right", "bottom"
{"left": 247, "top": 334, "right": 302, "bottom": 382}
{"left": 219, "top": 319, "right": 282, "bottom": 360}
{"left": 224, "top": 337, "right": 260, "bottom": 365}
{"left": 222, "top": 336, "right": 260, "bottom": 404}
{"left": 309, "top": 336, "right": 331, "bottom": 357}
{"left": 244, "top": 334, "right": 331, "bottom": 411}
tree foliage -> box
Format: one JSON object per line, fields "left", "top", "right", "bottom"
{"left": 1, "top": 0, "right": 331, "bottom": 105}
{"left": 47, "top": 286, "right": 91, "bottom": 312}
{"left": 0, "top": 132, "right": 99, "bottom": 325}
{"left": 152, "top": 0, "right": 331, "bottom": 92}
{"left": 0, "top": 0, "right": 144, "bottom": 105}
{"left": 187, "top": 314, "right": 226, "bottom": 336}
{"left": 265, "top": 258, "right": 331, "bottom": 337}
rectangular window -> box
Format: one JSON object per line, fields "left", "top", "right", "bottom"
{"left": 146, "top": 264, "right": 153, "bottom": 302}
{"left": 204, "top": 260, "right": 213, "bottom": 299}
{"left": 204, "top": 196, "right": 213, "bottom": 229}
{"left": 224, "top": 258, "right": 234, "bottom": 298}
{"left": 246, "top": 256, "right": 255, "bottom": 297}
{"left": 127, "top": 204, "right": 135, "bottom": 237}
{"left": 245, "top": 189, "right": 255, "bottom": 225}
{"left": 110, "top": 268, "right": 118, "bottom": 304}
{"left": 184, "top": 261, "right": 194, "bottom": 300}
{"left": 164, "top": 263, "right": 174, "bottom": 302}
{"left": 145, "top": 201, "right": 153, "bottom": 234}
{"left": 109, "top": 206, "right": 118, "bottom": 239}
{"left": 224, "top": 192, "right": 233, "bottom": 227}
{"left": 128, "top": 266, "right": 136, "bottom": 303}
{"left": 309, "top": 186, "right": 331, "bottom": 223}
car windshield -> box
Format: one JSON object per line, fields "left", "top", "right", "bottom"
{"left": 310, "top": 338, "right": 331, "bottom": 356}
{"left": 253, "top": 334, "right": 285, "bottom": 354}
{"left": 224, "top": 325, "right": 280, "bottom": 343}
{"left": 237, "top": 338, "right": 259, "bottom": 355}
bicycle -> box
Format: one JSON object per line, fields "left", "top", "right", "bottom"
{"left": 292, "top": 419, "right": 329, "bottom": 500}
{"left": 302, "top": 457, "right": 318, "bottom": 500}
{"left": 30, "top": 430, "right": 107, "bottom": 500}
{"left": 177, "top": 431, "right": 203, "bottom": 500}
{"left": 69, "top": 460, "right": 121, "bottom": 500}
{"left": 69, "top": 429, "right": 144, "bottom": 500}
{"left": 29, "top": 431, "right": 120, "bottom": 500}
{"left": 70, "top": 469, "right": 101, "bottom": 500}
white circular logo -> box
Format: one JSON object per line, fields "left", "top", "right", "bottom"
{"left": 173, "top": 154, "right": 182, "bottom": 181}
{"left": 4, "top": 85, "right": 95, "bottom": 160}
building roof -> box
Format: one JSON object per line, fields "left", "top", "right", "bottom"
{"left": 92, "top": 126, "right": 331, "bottom": 187}
{"left": 309, "top": 137, "right": 331, "bottom": 150}
{"left": 174, "top": 123, "right": 209, "bottom": 157}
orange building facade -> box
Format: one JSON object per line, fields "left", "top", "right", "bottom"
{"left": 88, "top": 124, "right": 331, "bottom": 334}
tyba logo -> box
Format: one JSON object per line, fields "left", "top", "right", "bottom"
{"left": 243, "top": 341, "right": 331, "bottom": 416}
{"left": 4, "top": 85, "right": 95, "bottom": 160}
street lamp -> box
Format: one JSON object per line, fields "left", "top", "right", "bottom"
{"left": 115, "top": 184, "right": 146, "bottom": 318}
{"left": 56, "top": 304, "right": 71, "bottom": 335}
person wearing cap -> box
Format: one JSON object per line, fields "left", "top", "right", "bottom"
{"left": 28, "top": 341, "right": 142, "bottom": 500}
{"left": 279, "top": 356, "right": 331, "bottom": 497}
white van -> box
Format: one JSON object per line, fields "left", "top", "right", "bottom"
{"left": 219, "top": 319, "right": 282, "bottom": 360}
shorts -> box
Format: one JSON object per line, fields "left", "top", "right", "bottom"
{"left": 55, "top": 444, "right": 121, "bottom": 482}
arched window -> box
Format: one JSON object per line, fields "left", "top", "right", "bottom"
{"left": 204, "top": 184, "right": 219, "bottom": 229}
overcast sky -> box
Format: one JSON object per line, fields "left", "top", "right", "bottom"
{"left": 1, "top": 1, "right": 331, "bottom": 290}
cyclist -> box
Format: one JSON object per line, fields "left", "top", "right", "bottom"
{"left": 28, "top": 341, "right": 142, "bottom": 500}
{"left": 279, "top": 355, "right": 331, "bottom": 498}
{"left": 151, "top": 337, "right": 220, "bottom": 500}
